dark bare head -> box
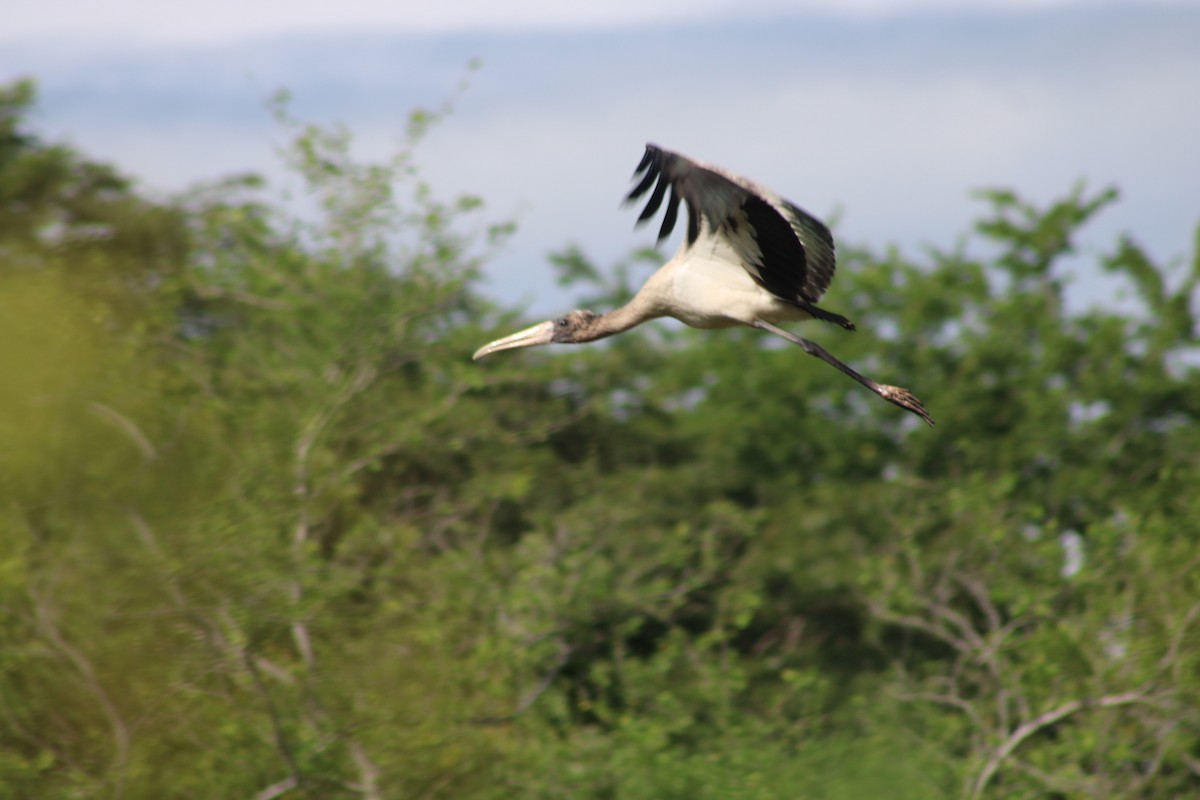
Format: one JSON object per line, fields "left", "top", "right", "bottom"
{"left": 472, "top": 310, "right": 602, "bottom": 360}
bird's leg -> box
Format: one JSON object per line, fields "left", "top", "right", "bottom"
{"left": 753, "top": 320, "right": 934, "bottom": 426}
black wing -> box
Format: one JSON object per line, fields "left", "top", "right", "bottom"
{"left": 625, "top": 143, "right": 836, "bottom": 305}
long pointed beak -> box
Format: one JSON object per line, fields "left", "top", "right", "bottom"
{"left": 472, "top": 321, "right": 556, "bottom": 361}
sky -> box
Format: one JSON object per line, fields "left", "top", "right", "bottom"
{"left": 4, "top": 0, "right": 1199, "bottom": 316}
{"left": 7, "top": 0, "right": 1177, "bottom": 42}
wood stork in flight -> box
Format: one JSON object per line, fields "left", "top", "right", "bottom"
{"left": 473, "top": 144, "right": 933, "bottom": 426}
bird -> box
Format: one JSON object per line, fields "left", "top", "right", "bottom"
{"left": 473, "top": 143, "right": 933, "bottom": 426}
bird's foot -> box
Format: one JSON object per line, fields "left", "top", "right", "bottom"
{"left": 878, "top": 385, "right": 935, "bottom": 427}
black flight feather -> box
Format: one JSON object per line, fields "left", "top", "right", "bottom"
{"left": 659, "top": 189, "right": 681, "bottom": 242}
{"left": 638, "top": 175, "right": 669, "bottom": 223}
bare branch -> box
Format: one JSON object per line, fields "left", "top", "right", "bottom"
{"left": 349, "top": 740, "right": 383, "bottom": 800}
{"left": 865, "top": 600, "right": 973, "bottom": 654}
{"left": 970, "top": 690, "right": 1161, "bottom": 800}
{"left": 255, "top": 776, "right": 298, "bottom": 800}
{"left": 954, "top": 571, "right": 1002, "bottom": 635}
{"left": 1161, "top": 602, "right": 1200, "bottom": 678}
{"left": 892, "top": 687, "right": 983, "bottom": 731}
{"left": 925, "top": 597, "right": 987, "bottom": 653}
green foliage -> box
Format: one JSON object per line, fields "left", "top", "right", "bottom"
{"left": 2, "top": 77, "right": 1198, "bottom": 799}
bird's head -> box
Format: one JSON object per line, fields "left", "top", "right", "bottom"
{"left": 473, "top": 310, "right": 600, "bottom": 360}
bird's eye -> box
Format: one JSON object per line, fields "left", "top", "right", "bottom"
{"left": 556, "top": 317, "right": 569, "bottom": 328}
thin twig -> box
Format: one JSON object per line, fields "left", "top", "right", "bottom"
{"left": 32, "top": 589, "right": 131, "bottom": 798}
{"left": 244, "top": 647, "right": 302, "bottom": 791}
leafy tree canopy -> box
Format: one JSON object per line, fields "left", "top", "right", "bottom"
{"left": 1, "top": 77, "right": 1197, "bottom": 799}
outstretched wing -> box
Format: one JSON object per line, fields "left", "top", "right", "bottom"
{"left": 625, "top": 143, "right": 837, "bottom": 304}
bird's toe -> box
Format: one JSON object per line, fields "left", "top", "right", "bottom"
{"left": 879, "top": 385, "right": 935, "bottom": 427}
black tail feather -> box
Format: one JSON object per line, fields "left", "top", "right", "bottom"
{"left": 796, "top": 299, "right": 856, "bottom": 331}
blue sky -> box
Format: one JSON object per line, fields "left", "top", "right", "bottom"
{"left": 4, "top": 1, "right": 1198, "bottom": 315}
